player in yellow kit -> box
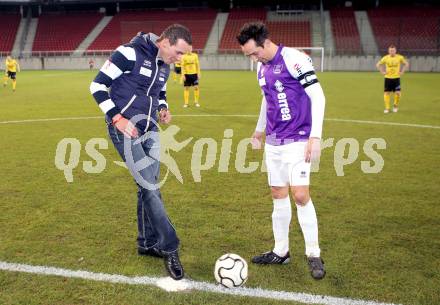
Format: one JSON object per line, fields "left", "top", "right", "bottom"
{"left": 376, "top": 45, "right": 409, "bottom": 113}
{"left": 181, "top": 51, "right": 201, "bottom": 107}
{"left": 172, "top": 61, "right": 182, "bottom": 83}
{"left": 3, "top": 56, "right": 20, "bottom": 92}
{"left": 3, "top": 56, "right": 20, "bottom": 91}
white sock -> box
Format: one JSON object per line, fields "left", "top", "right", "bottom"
{"left": 296, "top": 199, "right": 321, "bottom": 257}
{"left": 272, "top": 196, "right": 292, "bottom": 256}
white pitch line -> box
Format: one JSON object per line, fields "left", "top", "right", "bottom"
{"left": 0, "top": 115, "right": 438, "bottom": 130}
{"left": 325, "top": 118, "right": 440, "bottom": 129}
{"left": 0, "top": 261, "right": 401, "bottom": 305}
{"left": 0, "top": 116, "right": 102, "bottom": 124}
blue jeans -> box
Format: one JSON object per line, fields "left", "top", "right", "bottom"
{"left": 107, "top": 124, "right": 179, "bottom": 254}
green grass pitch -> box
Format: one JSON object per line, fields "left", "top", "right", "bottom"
{"left": 0, "top": 70, "right": 439, "bottom": 305}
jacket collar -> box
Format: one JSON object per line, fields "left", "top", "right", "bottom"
{"left": 131, "top": 32, "right": 161, "bottom": 60}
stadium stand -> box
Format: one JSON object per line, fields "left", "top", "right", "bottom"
{"left": 88, "top": 9, "right": 216, "bottom": 52}
{"left": 32, "top": 12, "right": 103, "bottom": 53}
{"left": 0, "top": 14, "right": 21, "bottom": 53}
{"left": 330, "top": 8, "right": 362, "bottom": 55}
{"left": 267, "top": 21, "right": 311, "bottom": 48}
{"left": 219, "top": 8, "right": 267, "bottom": 51}
{"left": 219, "top": 8, "right": 311, "bottom": 51}
{"left": 368, "top": 7, "right": 440, "bottom": 55}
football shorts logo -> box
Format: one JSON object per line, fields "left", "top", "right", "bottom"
{"left": 300, "top": 171, "right": 307, "bottom": 178}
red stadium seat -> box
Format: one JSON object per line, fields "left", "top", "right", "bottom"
{"left": 330, "top": 9, "right": 362, "bottom": 55}
{"left": 368, "top": 7, "right": 440, "bottom": 55}
{"left": 219, "top": 8, "right": 311, "bottom": 52}
{"left": 32, "top": 12, "right": 103, "bottom": 53}
{"left": 266, "top": 21, "right": 311, "bottom": 48}
{"left": 219, "top": 8, "right": 267, "bottom": 51}
{"left": 0, "top": 14, "right": 21, "bottom": 53}
{"left": 88, "top": 9, "right": 216, "bottom": 52}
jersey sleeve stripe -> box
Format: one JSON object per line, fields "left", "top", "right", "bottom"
{"left": 158, "top": 83, "right": 167, "bottom": 108}
{"left": 93, "top": 72, "right": 113, "bottom": 87}
{"left": 116, "top": 45, "right": 136, "bottom": 61}
{"left": 298, "top": 71, "right": 319, "bottom": 88}
{"left": 297, "top": 70, "right": 316, "bottom": 81}
{"left": 93, "top": 91, "right": 110, "bottom": 104}
{"left": 100, "top": 60, "right": 124, "bottom": 80}
{"left": 98, "top": 99, "right": 117, "bottom": 114}
{"left": 302, "top": 78, "right": 319, "bottom": 89}
{"left": 158, "top": 99, "right": 168, "bottom": 109}
{"left": 89, "top": 81, "right": 108, "bottom": 94}
{"left": 109, "top": 49, "right": 135, "bottom": 73}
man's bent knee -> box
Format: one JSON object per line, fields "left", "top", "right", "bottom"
{"left": 271, "top": 186, "right": 289, "bottom": 199}
{"left": 291, "top": 187, "right": 310, "bottom": 205}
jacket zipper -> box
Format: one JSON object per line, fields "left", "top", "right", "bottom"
{"left": 120, "top": 94, "right": 137, "bottom": 114}
{"left": 145, "top": 96, "right": 153, "bottom": 132}
{"left": 145, "top": 58, "right": 159, "bottom": 131}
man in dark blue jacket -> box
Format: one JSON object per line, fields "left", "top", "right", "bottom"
{"left": 90, "top": 24, "right": 192, "bottom": 280}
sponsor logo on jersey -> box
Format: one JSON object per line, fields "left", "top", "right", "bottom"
{"left": 273, "top": 64, "right": 283, "bottom": 74}
{"left": 140, "top": 67, "right": 152, "bottom": 77}
{"left": 143, "top": 60, "right": 152, "bottom": 67}
{"left": 294, "top": 63, "right": 303, "bottom": 76}
{"left": 274, "top": 80, "right": 291, "bottom": 121}
{"left": 274, "top": 80, "right": 284, "bottom": 92}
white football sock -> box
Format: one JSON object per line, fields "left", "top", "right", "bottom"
{"left": 272, "top": 196, "right": 292, "bottom": 256}
{"left": 297, "top": 199, "right": 321, "bottom": 257}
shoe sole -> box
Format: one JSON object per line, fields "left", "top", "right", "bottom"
{"left": 169, "top": 274, "right": 184, "bottom": 280}
{"left": 252, "top": 257, "right": 290, "bottom": 265}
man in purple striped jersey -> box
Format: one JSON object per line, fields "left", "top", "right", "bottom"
{"left": 237, "top": 22, "right": 326, "bottom": 279}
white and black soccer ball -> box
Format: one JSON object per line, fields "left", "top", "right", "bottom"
{"left": 214, "top": 253, "right": 248, "bottom": 288}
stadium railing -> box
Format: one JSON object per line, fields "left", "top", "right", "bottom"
{"left": 18, "top": 49, "right": 205, "bottom": 58}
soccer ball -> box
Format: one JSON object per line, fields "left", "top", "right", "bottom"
{"left": 214, "top": 253, "right": 248, "bottom": 288}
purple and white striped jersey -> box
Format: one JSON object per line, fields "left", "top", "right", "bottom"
{"left": 257, "top": 45, "right": 319, "bottom": 145}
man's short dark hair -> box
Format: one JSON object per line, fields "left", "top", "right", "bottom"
{"left": 236, "top": 22, "right": 269, "bottom": 47}
{"left": 388, "top": 44, "right": 396, "bottom": 49}
{"left": 159, "top": 24, "right": 192, "bottom": 46}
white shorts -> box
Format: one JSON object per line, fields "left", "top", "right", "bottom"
{"left": 265, "top": 141, "right": 310, "bottom": 187}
